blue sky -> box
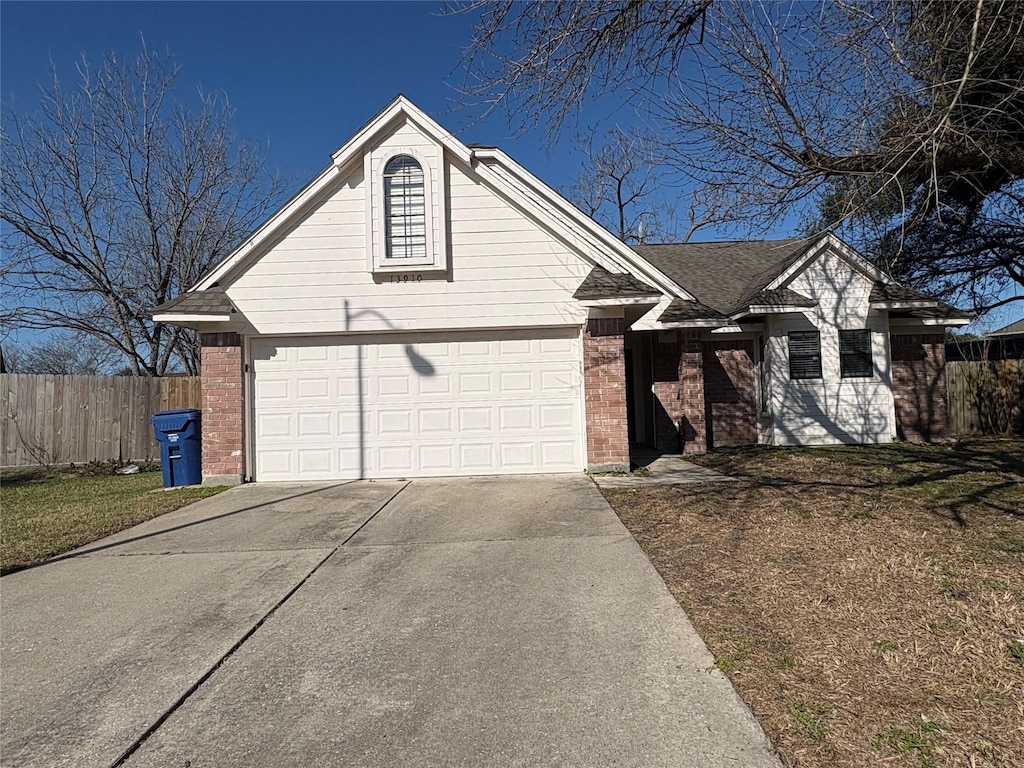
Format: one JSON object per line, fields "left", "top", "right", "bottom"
{"left": 2, "top": 1, "right": 1019, "bottom": 332}
{"left": 1, "top": 1, "right": 596, "bottom": 202}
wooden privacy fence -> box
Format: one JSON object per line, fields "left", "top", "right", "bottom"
{"left": 1, "top": 374, "right": 202, "bottom": 467}
{"left": 947, "top": 360, "right": 1024, "bottom": 436}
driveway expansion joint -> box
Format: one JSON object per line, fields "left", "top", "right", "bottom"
{"left": 345, "top": 532, "right": 632, "bottom": 548}
{"left": 106, "top": 481, "right": 410, "bottom": 768}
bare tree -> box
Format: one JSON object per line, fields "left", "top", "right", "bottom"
{"left": 455, "top": 0, "right": 713, "bottom": 137}
{"left": 3, "top": 332, "right": 123, "bottom": 375}
{"left": 456, "top": 0, "right": 1024, "bottom": 311}
{"left": 1, "top": 45, "right": 286, "bottom": 375}
{"left": 569, "top": 128, "right": 667, "bottom": 243}
{"left": 568, "top": 127, "right": 728, "bottom": 244}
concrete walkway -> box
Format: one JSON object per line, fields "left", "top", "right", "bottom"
{"left": 1, "top": 475, "right": 779, "bottom": 768}
{"left": 592, "top": 452, "right": 737, "bottom": 487}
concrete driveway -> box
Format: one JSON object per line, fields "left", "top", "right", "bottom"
{"left": 1, "top": 476, "right": 780, "bottom": 768}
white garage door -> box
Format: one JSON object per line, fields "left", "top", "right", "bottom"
{"left": 251, "top": 329, "right": 584, "bottom": 481}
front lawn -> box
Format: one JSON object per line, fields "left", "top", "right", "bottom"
{"left": 604, "top": 439, "right": 1024, "bottom": 768}
{"left": 1, "top": 465, "right": 226, "bottom": 574}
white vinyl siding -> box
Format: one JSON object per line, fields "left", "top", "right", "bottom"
{"left": 768, "top": 248, "right": 895, "bottom": 446}
{"left": 251, "top": 330, "right": 584, "bottom": 480}
{"left": 224, "top": 129, "right": 591, "bottom": 335}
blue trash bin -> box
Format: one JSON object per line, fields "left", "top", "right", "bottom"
{"left": 151, "top": 409, "right": 202, "bottom": 487}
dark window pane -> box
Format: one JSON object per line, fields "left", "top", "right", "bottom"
{"left": 383, "top": 155, "right": 427, "bottom": 260}
{"left": 788, "top": 330, "right": 822, "bottom": 380}
{"left": 839, "top": 329, "right": 873, "bottom": 378}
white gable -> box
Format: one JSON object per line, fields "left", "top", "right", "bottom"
{"left": 223, "top": 129, "right": 596, "bottom": 335}
{"left": 767, "top": 243, "right": 896, "bottom": 445}
{"left": 191, "top": 97, "right": 686, "bottom": 306}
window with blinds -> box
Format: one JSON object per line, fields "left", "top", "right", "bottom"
{"left": 839, "top": 329, "right": 873, "bottom": 378}
{"left": 788, "top": 330, "right": 822, "bottom": 380}
{"left": 383, "top": 155, "right": 427, "bottom": 260}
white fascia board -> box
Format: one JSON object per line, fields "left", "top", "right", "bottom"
{"left": 870, "top": 300, "right": 939, "bottom": 310}
{"left": 767, "top": 233, "right": 891, "bottom": 293}
{"left": 628, "top": 296, "right": 675, "bottom": 331}
{"left": 152, "top": 313, "right": 232, "bottom": 323}
{"left": 657, "top": 319, "right": 731, "bottom": 329}
{"left": 474, "top": 149, "right": 694, "bottom": 300}
{"left": 711, "top": 323, "right": 763, "bottom": 334}
{"left": 578, "top": 296, "right": 661, "bottom": 307}
{"left": 194, "top": 97, "right": 474, "bottom": 292}
{"left": 330, "top": 96, "right": 472, "bottom": 166}
{"left": 735, "top": 305, "right": 816, "bottom": 318}
{"left": 889, "top": 316, "right": 971, "bottom": 327}
{"left": 626, "top": 297, "right": 727, "bottom": 331}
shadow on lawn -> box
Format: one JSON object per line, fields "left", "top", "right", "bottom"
{"left": 693, "top": 439, "right": 1024, "bottom": 527}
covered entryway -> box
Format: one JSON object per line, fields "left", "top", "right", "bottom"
{"left": 250, "top": 328, "right": 584, "bottom": 480}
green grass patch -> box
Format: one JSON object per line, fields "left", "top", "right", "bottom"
{"left": 788, "top": 699, "right": 832, "bottom": 742}
{"left": 712, "top": 628, "right": 753, "bottom": 674}
{"left": 1, "top": 467, "right": 225, "bottom": 573}
{"left": 873, "top": 719, "right": 943, "bottom": 763}
{"left": 990, "top": 529, "right": 1024, "bottom": 554}
{"left": 1009, "top": 640, "right": 1024, "bottom": 668}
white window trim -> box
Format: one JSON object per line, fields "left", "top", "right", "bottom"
{"left": 365, "top": 146, "right": 447, "bottom": 274}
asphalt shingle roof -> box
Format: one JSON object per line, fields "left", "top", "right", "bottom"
{"left": 990, "top": 318, "right": 1024, "bottom": 337}
{"left": 152, "top": 287, "right": 234, "bottom": 316}
{"left": 745, "top": 288, "right": 816, "bottom": 308}
{"left": 573, "top": 266, "right": 660, "bottom": 300}
{"left": 890, "top": 304, "right": 972, "bottom": 321}
{"left": 631, "top": 239, "right": 813, "bottom": 315}
{"left": 869, "top": 282, "right": 937, "bottom": 303}
{"left": 658, "top": 299, "right": 731, "bottom": 324}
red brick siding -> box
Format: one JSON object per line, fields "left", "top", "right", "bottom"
{"left": 583, "top": 318, "right": 630, "bottom": 468}
{"left": 200, "top": 332, "right": 245, "bottom": 479}
{"left": 651, "top": 333, "right": 683, "bottom": 451}
{"left": 703, "top": 340, "right": 757, "bottom": 449}
{"left": 648, "top": 330, "right": 708, "bottom": 454}
{"left": 679, "top": 331, "right": 707, "bottom": 454}
{"left": 891, "top": 333, "right": 948, "bottom": 441}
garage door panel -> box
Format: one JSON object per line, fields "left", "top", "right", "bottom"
{"left": 458, "top": 407, "right": 492, "bottom": 432}
{"left": 252, "top": 329, "right": 583, "bottom": 480}
{"left": 498, "top": 405, "right": 534, "bottom": 431}
{"left": 419, "top": 444, "right": 456, "bottom": 472}
{"left": 257, "top": 413, "right": 292, "bottom": 438}
{"left": 418, "top": 409, "right": 452, "bottom": 433}
{"left": 297, "top": 412, "right": 331, "bottom": 437}
{"left": 378, "top": 409, "right": 413, "bottom": 435}
{"left": 418, "top": 374, "right": 453, "bottom": 396}
{"left": 256, "top": 379, "right": 290, "bottom": 401}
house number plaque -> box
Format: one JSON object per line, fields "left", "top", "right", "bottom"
{"left": 388, "top": 274, "right": 424, "bottom": 283}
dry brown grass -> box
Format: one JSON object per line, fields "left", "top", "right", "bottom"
{"left": 605, "top": 439, "right": 1024, "bottom": 768}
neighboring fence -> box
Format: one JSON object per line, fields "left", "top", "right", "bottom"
{"left": 1, "top": 374, "right": 202, "bottom": 467}
{"left": 947, "top": 360, "right": 1024, "bottom": 436}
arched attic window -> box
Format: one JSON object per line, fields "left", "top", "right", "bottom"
{"left": 383, "top": 154, "right": 427, "bottom": 260}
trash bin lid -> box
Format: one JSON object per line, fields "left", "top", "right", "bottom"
{"left": 151, "top": 408, "right": 201, "bottom": 432}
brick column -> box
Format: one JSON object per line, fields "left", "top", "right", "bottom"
{"left": 583, "top": 317, "right": 630, "bottom": 472}
{"left": 200, "top": 332, "right": 245, "bottom": 485}
{"left": 703, "top": 340, "right": 757, "bottom": 449}
{"left": 679, "top": 331, "right": 707, "bottom": 454}
{"left": 651, "top": 332, "right": 683, "bottom": 451}
{"left": 890, "top": 333, "right": 948, "bottom": 441}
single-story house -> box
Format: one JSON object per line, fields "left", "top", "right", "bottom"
{"left": 948, "top": 317, "right": 1024, "bottom": 361}
{"left": 988, "top": 318, "right": 1024, "bottom": 341}
{"left": 153, "top": 96, "right": 970, "bottom": 485}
